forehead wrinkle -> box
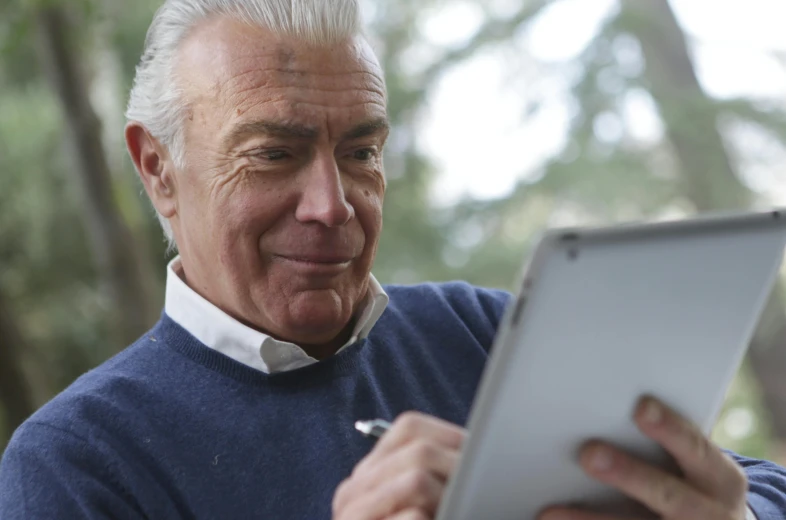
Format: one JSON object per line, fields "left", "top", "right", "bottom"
{"left": 236, "top": 97, "right": 387, "bottom": 119}
{"left": 225, "top": 64, "right": 385, "bottom": 91}
{"left": 239, "top": 84, "right": 385, "bottom": 97}
{"left": 221, "top": 42, "right": 384, "bottom": 89}
{"left": 218, "top": 60, "right": 386, "bottom": 110}
{"left": 226, "top": 66, "right": 386, "bottom": 92}
{"left": 226, "top": 79, "right": 386, "bottom": 116}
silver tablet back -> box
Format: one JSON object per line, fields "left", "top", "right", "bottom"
{"left": 437, "top": 211, "right": 786, "bottom": 520}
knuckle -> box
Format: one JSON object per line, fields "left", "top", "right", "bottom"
{"left": 728, "top": 461, "right": 749, "bottom": 495}
{"left": 409, "top": 440, "right": 437, "bottom": 467}
{"left": 654, "top": 477, "right": 682, "bottom": 511}
{"left": 400, "top": 469, "right": 434, "bottom": 496}
{"left": 396, "top": 411, "right": 425, "bottom": 432}
{"left": 688, "top": 428, "right": 712, "bottom": 461}
{"left": 716, "top": 452, "right": 749, "bottom": 498}
{"left": 672, "top": 490, "right": 704, "bottom": 518}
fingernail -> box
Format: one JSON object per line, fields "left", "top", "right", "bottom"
{"left": 642, "top": 398, "right": 663, "bottom": 425}
{"left": 589, "top": 447, "right": 614, "bottom": 472}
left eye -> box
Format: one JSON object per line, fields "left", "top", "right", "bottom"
{"left": 352, "top": 148, "right": 376, "bottom": 161}
{"left": 258, "top": 150, "right": 290, "bottom": 161}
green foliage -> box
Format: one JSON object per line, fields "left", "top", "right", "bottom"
{"left": 0, "top": 82, "right": 110, "bottom": 383}
{"left": 712, "top": 363, "right": 773, "bottom": 459}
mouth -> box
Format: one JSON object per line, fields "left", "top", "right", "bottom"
{"left": 272, "top": 254, "right": 354, "bottom": 274}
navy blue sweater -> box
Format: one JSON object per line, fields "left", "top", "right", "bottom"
{"left": 2, "top": 282, "right": 786, "bottom": 519}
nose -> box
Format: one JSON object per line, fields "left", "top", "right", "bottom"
{"left": 295, "top": 154, "right": 354, "bottom": 227}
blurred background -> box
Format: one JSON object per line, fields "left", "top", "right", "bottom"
{"left": 2, "top": 0, "right": 786, "bottom": 462}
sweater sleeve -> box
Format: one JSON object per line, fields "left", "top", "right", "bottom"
{"left": 0, "top": 421, "right": 145, "bottom": 520}
{"left": 732, "top": 452, "right": 786, "bottom": 520}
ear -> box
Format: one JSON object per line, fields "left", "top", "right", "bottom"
{"left": 125, "top": 122, "right": 178, "bottom": 219}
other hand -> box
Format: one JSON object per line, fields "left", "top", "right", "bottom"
{"left": 540, "top": 396, "right": 750, "bottom": 520}
{"left": 332, "top": 411, "right": 464, "bottom": 520}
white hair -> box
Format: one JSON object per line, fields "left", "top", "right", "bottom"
{"left": 125, "top": 0, "right": 365, "bottom": 248}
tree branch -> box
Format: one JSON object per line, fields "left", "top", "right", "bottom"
{"left": 0, "top": 287, "right": 35, "bottom": 444}
{"left": 418, "top": 0, "right": 550, "bottom": 89}
{"left": 34, "top": 5, "right": 159, "bottom": 346}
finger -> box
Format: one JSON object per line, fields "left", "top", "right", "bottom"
{"left": 354, "top": 438, "right": 459, "bottom": 488}
{"left": 332, "top": 478, "right": 355, "bottom": 516}
{"left": 539, "top": 507, "right": 639, "bottom": 520}
{"left": 334, "top": 440, "right": 459, "bottom": 512}
{"left": 580, "top": 442, "right": 726, "bottom": 520}
{"left": 387, "top": 509, "right": 431, "bottom": 520}
{"left": 634, "top": 396, "right": 749, "bottom": 502}
{"left": 369, "top": 412, "right": 464, "bottom": 462}
{"left": 337, "top": 469, "right": 444, "bottom": 520}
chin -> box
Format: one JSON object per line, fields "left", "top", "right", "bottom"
{"left": 277, "top": 289, "right": 354, "bottom": 343}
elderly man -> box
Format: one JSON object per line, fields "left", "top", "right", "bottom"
{"left": 2, "top": 0, "right": 786, "bottom": 518}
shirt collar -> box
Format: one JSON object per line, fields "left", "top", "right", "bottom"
{"left": 164, "top": 256, "right": 388, "bottom": 374}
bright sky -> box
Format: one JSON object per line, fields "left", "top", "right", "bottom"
{"left": 420, "top": 0, "right": 786, "bottom": 206}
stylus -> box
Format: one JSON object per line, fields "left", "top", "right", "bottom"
{"left": 354, "top": 419, "right": 392, "bottom": 440}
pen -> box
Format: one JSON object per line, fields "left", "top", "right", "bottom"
{"left": 354, "top": 419, "right": 392, "bottom": 440}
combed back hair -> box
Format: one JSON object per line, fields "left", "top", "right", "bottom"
{"left": 125, "top": 0, "right": 365, "bottom": 247}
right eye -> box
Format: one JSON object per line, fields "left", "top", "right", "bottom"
{"left": 253, "top": 150, "right": 290, "bottom": 161}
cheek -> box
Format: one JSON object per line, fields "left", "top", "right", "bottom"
{"left": 214, "top": 193, "right": 275, "bottom": 279}
{"left": 213, "top": 175, "right": 289, "bottom": 236}
{"left": 353, "top": 186, "right": 384, "bottom": 247}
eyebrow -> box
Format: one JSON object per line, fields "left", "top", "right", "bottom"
{"left": 223, "top": 121, "right": 319, "bottom": 148}
{"left": 223, "top": 117, "right": 390, "bottom": 148}
{"left": 342, "top": 117, "right": 391, "bottom": 140}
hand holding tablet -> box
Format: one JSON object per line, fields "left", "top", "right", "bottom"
{"left": 540, "top": 395, "right": 750, "bottom": 520}
{"left": 436, "top": 210, "right": 786, "bottom": 519}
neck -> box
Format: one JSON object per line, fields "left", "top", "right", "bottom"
{"left": 296, "top": 316, "right": 358, "bottom": 360}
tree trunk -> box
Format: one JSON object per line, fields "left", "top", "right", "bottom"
{"left": 622, "top": 0, "right": 786, "bottom": 460}
{"left": 34, "top": 6, "right": 160, "bottom": 348}
{"left": 0, "top": 287, "right": 36, "bottom": 445}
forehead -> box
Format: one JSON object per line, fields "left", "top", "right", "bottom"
{"left": 177, "top": 17, "right": 387, "bottom": 134}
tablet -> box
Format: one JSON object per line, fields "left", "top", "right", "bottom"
{"left": 436, "top": 210, "right": 786, "bottom": 520}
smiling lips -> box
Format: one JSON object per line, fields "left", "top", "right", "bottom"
{"left": 273, "top": 253, "right": 354, "bottom": 274}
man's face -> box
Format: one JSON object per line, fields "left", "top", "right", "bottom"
{"left": 169, "top": 18, "right": 388, "bottom": 346}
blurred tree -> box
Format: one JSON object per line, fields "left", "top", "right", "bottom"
{"left": 621, "top": 0, "right": 786, "bottom": 462}
{"left": 367, "top": 0, "right": 550, "bottom": 283}
{"left": 0, "top": 0, "right": 167, "bottom": 451}
{"left": 34, "top": 4, "right": 160, "bottom": 346}
{"left": 0, "top": 287, "right": 35, "bottom": 445}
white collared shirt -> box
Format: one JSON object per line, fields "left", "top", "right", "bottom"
{"left": 164, "top": 257, "right": 389, "bottom": 374}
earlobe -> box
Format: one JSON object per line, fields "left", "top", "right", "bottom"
{"left": 125, "top": 122, "right": 178, "bottom": 219}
